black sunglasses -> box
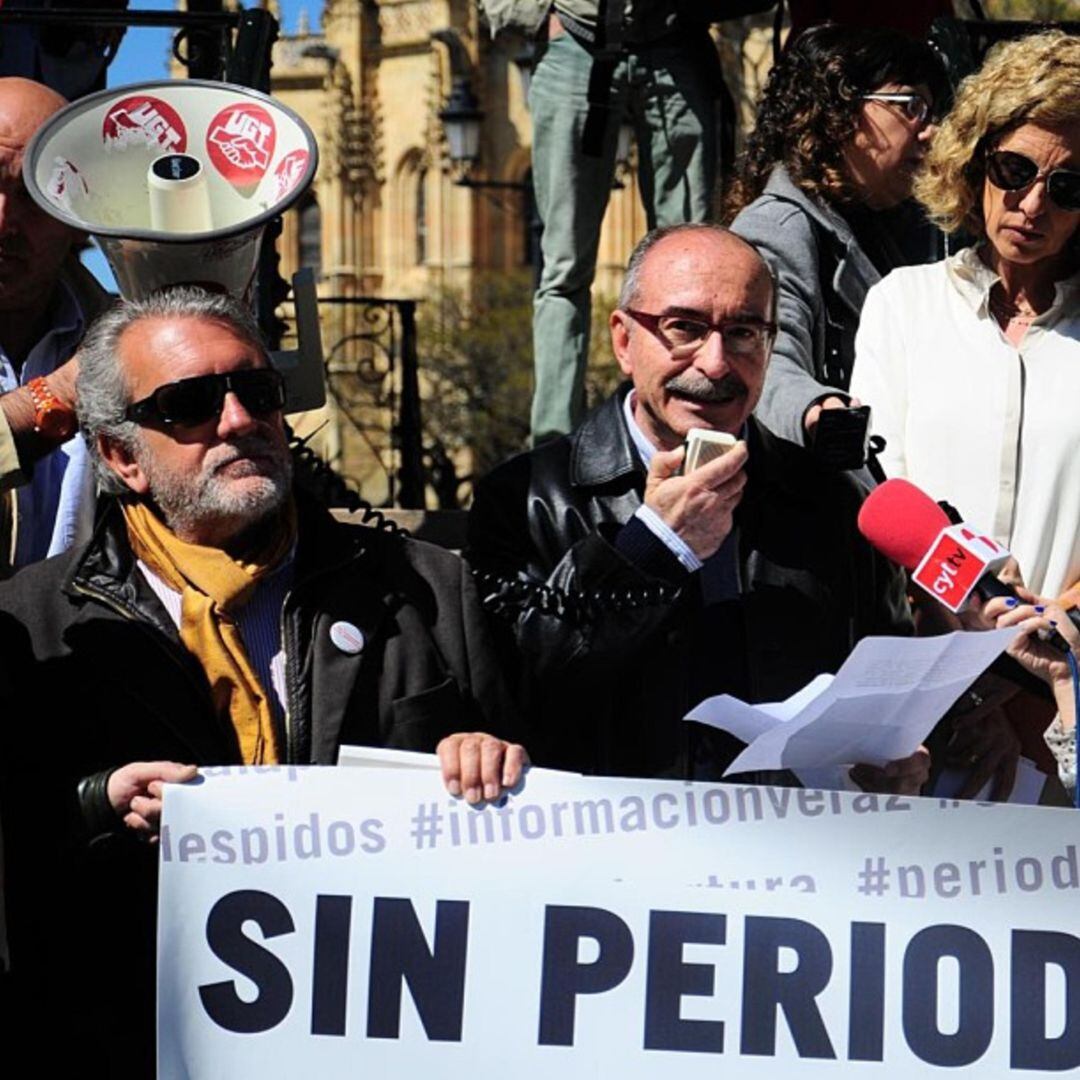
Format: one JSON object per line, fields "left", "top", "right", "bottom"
{"left": 125, "top": 368, "right": 287, "bottom": 428}
{"left": 985, "top": 149, "right": 1080, "bottom": 213}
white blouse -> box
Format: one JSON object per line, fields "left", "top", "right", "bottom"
{"left": 850, "top": 247, "right": 1080, "bottom": 597}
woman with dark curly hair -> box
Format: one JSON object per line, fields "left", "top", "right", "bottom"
{"left": 729, "top": 24, "right": 947, "bottom": 449}
{"left": 850, "top": 31, "right": 1080, "bottom": 598}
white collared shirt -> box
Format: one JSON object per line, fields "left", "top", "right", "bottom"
{"left": 622, "top": 389, "right": 704, "bottom": 572}
{"left": 851, "top": 246, "right": 1080, "bottom": 596}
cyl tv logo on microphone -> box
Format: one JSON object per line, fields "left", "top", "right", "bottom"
{"left": 912, "top": 525, "right": 1010, "bottom": 612}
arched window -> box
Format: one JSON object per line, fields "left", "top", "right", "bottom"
{"left": 298, "top": 195, "right": 322, "bottom": 277}
{"left": 415, "top": 168, "right": 428, "bottom": 266}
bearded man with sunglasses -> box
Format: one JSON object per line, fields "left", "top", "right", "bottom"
{"left": 0, "top": 288, "right": 522, "bottom": 1076}
{"left": 468, "top": 223, "right": 916, "bottom": 785}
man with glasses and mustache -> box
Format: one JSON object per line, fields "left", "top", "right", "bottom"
{"left": 0, "top": 288, "right": 523, "bottom": 1075}
{"left": 469, "top": 223, "right": 918, "bottom": 786}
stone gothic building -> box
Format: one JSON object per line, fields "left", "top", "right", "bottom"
{"left": 268, "top": 2, "right": 775, "bottom": 504}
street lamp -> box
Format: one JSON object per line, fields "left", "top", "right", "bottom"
{"left": 439, "top": 76, "right": 484, "bottom": 178}
{"left": 439, "top": 77, "right": 531, "bottom": 191}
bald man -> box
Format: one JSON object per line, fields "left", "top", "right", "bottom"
{"left": 0, "top": 77, "right": 109, "bottom": 572}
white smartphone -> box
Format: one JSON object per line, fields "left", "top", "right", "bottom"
{"left": 683, "top": 427, "right": 737, "bottom": 473}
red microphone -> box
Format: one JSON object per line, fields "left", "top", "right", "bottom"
{"left": 858, "top": 478, "right": 950, "bottom": 574}
{"left": 858, "top": 478, "right": 1012, "bottom": 612}
{"left": 859, "top": 478, "right": 1076, "bottom": 652}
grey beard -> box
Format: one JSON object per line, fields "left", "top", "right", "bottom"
{"left": 139, "top": 433, "right": 293, "bottom": 541}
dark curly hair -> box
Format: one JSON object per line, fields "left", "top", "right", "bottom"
{"left": 724, "top": 24, "right": 949, "bottom": 219}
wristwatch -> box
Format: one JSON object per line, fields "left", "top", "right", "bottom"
{"left": 27, "top": 375, "right": 78, "bottom": 441}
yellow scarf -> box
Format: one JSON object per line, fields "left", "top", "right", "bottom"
{"left": 122, "top": 500, "right": 297, "bottom": 765}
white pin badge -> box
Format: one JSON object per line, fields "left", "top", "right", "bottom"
{"left": 329, "top": 620, "right": 365, "bottom": 655}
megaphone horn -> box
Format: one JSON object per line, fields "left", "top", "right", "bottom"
{"left": 24, "top": 79, "right": 318, "bottom": 301}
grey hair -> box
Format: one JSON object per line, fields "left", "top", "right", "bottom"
{"left": 76, "top": 287, "right": 268, "bottom": 495}
{"left": 617, "top": 222, "right": 779, "bottom": 324}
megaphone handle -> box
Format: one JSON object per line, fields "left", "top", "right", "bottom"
{"left": 270, "top": 268, "right": 326, "bottom": 414}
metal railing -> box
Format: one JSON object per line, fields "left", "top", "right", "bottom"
{"left": 0, "top": 4, "right": 276, "bottom": 88}
{"left": 318, "top": 296, "right": 425, "bottom": 509}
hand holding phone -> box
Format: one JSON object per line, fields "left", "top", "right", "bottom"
{"left": 811, "top": 405, "right": 871, "bottom": 470}
{"left": 683, "top": 427, "right": 737, "bottom": 474}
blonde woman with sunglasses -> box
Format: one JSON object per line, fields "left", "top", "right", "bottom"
{"left": 851, "top": 31, "right": 1080, "bottom": 600}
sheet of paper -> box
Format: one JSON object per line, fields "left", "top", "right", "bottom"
{"left": 683, "top": 627, "right": 1017, "bottom": 777}
{"left": 685, "top": 672, "right": 833, "bottom": 745}
{"left": 338, "top": 745, "right": 440, "bottom": 769}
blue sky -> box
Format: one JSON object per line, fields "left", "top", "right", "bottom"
{"left": 108, "top": 0, "right": 318, "bottom": 85}
{"left": 84, "top": 0, "right": 319, "bottom": 287}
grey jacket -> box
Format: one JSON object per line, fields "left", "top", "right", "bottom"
{"left": 731, "top": 166, "right": 881, "bottom": 446}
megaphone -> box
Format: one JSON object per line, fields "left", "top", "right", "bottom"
{"left": 24, "top": 79, "right": 326, "bottom": 410}
{"left": 25, "top": 79, "right": 318, "bottom": 298}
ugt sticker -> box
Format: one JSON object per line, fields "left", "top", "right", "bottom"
{"left": 206, "top": 103, "right": 276, "bottom": 191}
{"left": 273, "top": 149, "right": 310, "bottom": 201}
{"left": 103, "top": 95, "right": 187, "bottom": 153}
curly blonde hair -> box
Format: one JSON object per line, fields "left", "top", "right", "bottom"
{"left": 916, "top": 31, "right": 1080, "bottom": 236}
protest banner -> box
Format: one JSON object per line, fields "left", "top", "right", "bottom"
{"left": 159, "top": 763, "right": 1080, "bottom": 1077}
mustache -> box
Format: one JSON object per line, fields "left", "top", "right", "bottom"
{"left": 665, "top": 371, "right": 747, "bottom": 402}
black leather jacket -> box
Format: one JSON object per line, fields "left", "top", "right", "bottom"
{"left": 36, "top": 493, "right": 508, "bottom": 826}
{"left": 0, "top": 491, "right": 511, "bottom": 1077}
{"left": 468, "top": 385, "right": 912, "bottom": 778}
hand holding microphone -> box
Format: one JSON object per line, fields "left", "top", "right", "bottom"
{"left": 857, "top": 478, "right": 1080, "bottom": 653}
{"left": 987, "top": 595, "right": 1080, "bottom": 689}
{"left": 856, "top": 478, "right": 1044, "bottom": 800}
{"left": 644, "top": 439, "right": 749, "bottom": 561}
{"left": 988, "top": 596, "right": 1080, "bottom": 784}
